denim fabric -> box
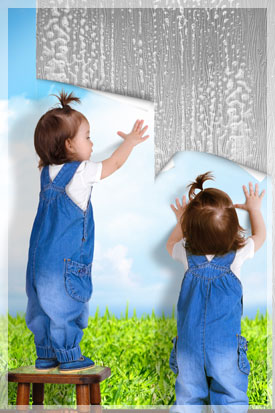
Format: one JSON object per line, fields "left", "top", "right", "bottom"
{"left": 169, "top": 336, "right": 179, "bottom": 375}
{"left": 25, "top": 162, "right": 94, "bottom": 362}
{"left": 170, "top": 250, "right": 250, "bottom": 413}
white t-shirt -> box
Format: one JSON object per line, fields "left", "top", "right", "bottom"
{"left": 42, "top": 160, "right": 102, "bottom": 211}
{"left": 172, "top": 237, "right": 255, "bottom": 279}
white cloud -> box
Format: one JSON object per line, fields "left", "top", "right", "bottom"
{"left": 93, "top": 243, "right": 135, "bottom": 288}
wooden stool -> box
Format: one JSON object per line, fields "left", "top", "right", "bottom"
{"left": 7, "top": 364, "right": 111, "bottom": 410}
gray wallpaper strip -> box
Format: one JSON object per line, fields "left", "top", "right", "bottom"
{"left": 37, "top": 8, "right": 154, "bottom": 99}
{"left": 36, "top": 7, "right": 266, "bottom": 175}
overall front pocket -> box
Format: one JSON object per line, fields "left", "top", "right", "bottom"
{"left": 237, "top": 334, "right": 250, "bottom": 375}
{"left": 169, "top": 336, "right": 179, "bottom": 375}
{"left": 64, "top": 258, "right": 93, "bottom": 303}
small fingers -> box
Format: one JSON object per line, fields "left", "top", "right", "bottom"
{"left": 175, "top": 198, "right": 181, "bottom": 209}
{"left": 141, "top": 135, "right": 150, "bottom": 141}
{"left": 170, "top": 204, "right": 177, "bottom": 213}
{"left": 260, "top": 189, "right": 265, "bottom": 199}
{"left": 255, "top": 183, "right": 259, "bottom": 195}
{"left": 117, "top": 131, "right": 126, "bottom": 138}
{"left": 140, "top": 125, "right": 148, "bottom": 135}
{"left": 242, "top": 185, "right": 249, "bottom": 197}
{"left": 137, "top": 119, "right": 144, "bottom": 131}
{"left": 234, "top": 203, "right": 244, "bottom": 210}
{"left": 133, "top": 119, "right": 140, "bottom": 132}
{"left": 249, "top": 182, "right": 254, "bottom": 196}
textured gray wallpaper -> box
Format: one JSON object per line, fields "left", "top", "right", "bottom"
{"left": 36, "top": 9, "right": 154, "bottom": 97}
{"left": 36, "top": 7, "right": 266, "bottom": 175}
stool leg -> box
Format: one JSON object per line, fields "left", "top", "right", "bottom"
{"left": 76, "top": 383, "right": 90, "bottom": 406}
{"left": 90, "top": 383, "right": 101, "bottom": 405}
{"left": 16, "top": 383, "right": 30, "bottom": 408}
{"left": 32, "top": 383, "right": 44, "bottom": 405}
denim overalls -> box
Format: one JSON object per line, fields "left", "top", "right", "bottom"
{"left": 25, "top": 161, "right": 94, "bottom": 363}
{"left": 170, "top": 249, "right": 250, "bottom": 413}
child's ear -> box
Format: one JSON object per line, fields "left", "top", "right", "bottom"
{"left": 65, "top": 138, "right": 73, "bottom": 153}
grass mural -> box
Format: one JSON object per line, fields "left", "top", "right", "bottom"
{"left": 2, "top": 307, "right": 271, "bottom": 407}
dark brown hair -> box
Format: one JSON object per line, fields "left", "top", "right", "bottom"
{"left": 34, "top": 90, "right": 87, "bottom": 170}
{"left": 181, "top": 172, "right": 246, "bottom": 255}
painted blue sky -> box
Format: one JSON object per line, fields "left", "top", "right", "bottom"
{"left": 6, "top": 8, "right": 271, "bottom": 320}
{"left": 8, "top": 8, "right": 36, "bottom": 99}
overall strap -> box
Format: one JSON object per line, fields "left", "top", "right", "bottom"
{"left": 40, "top": 161, "right": 81, "bottom": 190}
{"left": 186, "top": 249, "right": 209, "bottom": 268}
{"left": 210, "top": 250, "right": 236, "bottom": 267}
{"left": 185, "top": 248, "right": 236, "bottom": 268}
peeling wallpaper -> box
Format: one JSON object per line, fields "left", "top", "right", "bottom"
{"left": 36, "top": 7, "right": 266, "bottom": 175}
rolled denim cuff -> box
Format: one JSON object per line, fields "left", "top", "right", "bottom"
{"left": 36, "top": 345, "right": 56, "bottom": 359}
{"left": 54, "top": 344, "right": 82, "bottom": 362}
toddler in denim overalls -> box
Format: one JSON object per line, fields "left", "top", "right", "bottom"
{"left": 25, "top": 90, "right": 149, "bottom": 372}
{"left": 166, "top": 172, "right": 266, "bottom": 413}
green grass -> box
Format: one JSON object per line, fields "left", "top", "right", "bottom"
{"left": 1, "top": 307, "right": 272, "bottom": 407}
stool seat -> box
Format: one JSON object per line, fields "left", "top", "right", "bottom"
{"left": 7, "top": 365, "right": 111, "bottom": 408}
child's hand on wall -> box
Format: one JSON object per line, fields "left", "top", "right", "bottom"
{"left": 170, "top": 196, "right": 187, "bottom": 223}
{"left": 101, "top": 119, "right": 150, "bottom": 179}
{"left": 234, "top": 182, "right": 265, "bottom": 212}
{"left": 117, "top": 119, "right": 149, "bottom": 146}
{"left": 166, "top": 196, "right": 186, "bottom": 256}
{"left": 234, "top": 182, "right": 266, "bottom": 253}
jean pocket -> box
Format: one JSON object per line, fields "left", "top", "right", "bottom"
{"left": 169, "top": 336, "right": 179, "bottom": 375}
{"left": 237, "top": 334, "right": 250, "bottom": 375}
{"left": 64, "top": 258, "right": 93, "bottom": 303}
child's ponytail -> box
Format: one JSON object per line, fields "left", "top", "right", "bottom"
{"left": 50, "top": 89, "right": 81, "bottom": 111}
{"left": 187, "top": 171, "right": 214, "bottom": 200}
{"left": 35, "top": 89, "right": 86, "bottom": 169}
